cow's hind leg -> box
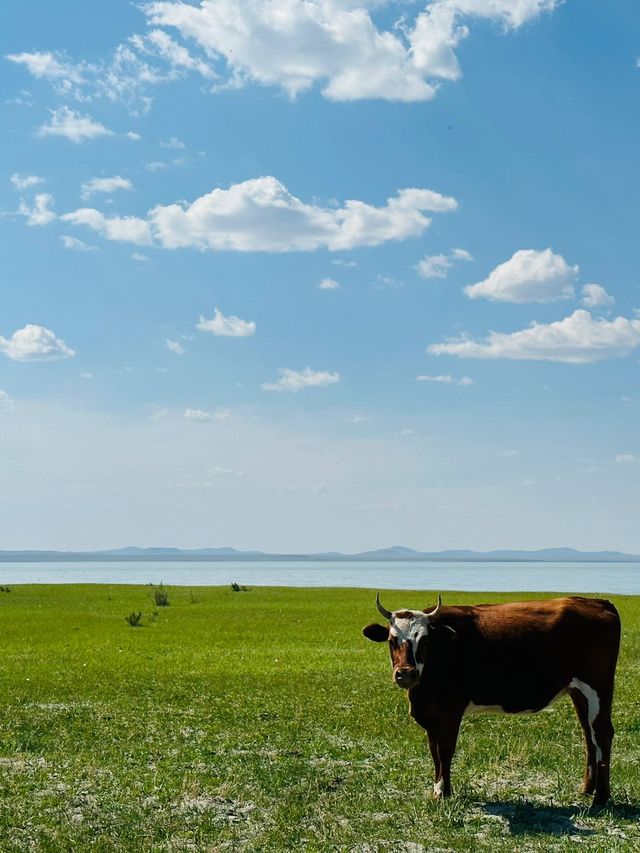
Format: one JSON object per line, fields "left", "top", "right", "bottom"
{"left": 570, "top": 688, "right": 597, "bottom": 795}
{"left": 570, "top": 678, "right": 614, "bottom": 806}
{"left": 592, "top": 702, "right": 614, "bottom": 806}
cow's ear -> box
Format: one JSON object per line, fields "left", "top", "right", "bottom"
{"left": 362, "top": 623, "right": 390, "bottom": 642}
{"left": 433, "top": 624, "right": 457, "bottom": 642}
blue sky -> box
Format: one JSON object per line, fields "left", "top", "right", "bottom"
{"left": 1, "top": 0, "right": 639, "bottom": 552}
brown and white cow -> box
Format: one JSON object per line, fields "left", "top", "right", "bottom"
{"left": 363, "top": 594, "right": 620, "bottom": 805}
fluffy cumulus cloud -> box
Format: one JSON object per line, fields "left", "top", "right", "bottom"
{"left": 428, "top": 310, "right": 640, "bottom": 363}
{"left": 197, "top": 308, "right": 256, "bottom": 337}
{"left": 417, "top": 247, "right": 472, "bottom": 279}
{"left": 60, "top": 208, "right": 152, "bottom": 245}
{"left": 0, "top": 324, "right": 75, "bottom": 362}
{"left": 81, "top": 175, "right": 133, "bottom": 199}
{"left": 318, "top": 277, "right": 340, "bottom": 290}
{"left": 262, "top": 367, "right": 340, "bottom": 392}
{"left": 149, "top": 177, "right": 456, "bottom": 252}
{"left": 465, "top": 248, "right": 578, "bottom": 303}
{"left": 37, "top": 107, "right": 113, "bottom": 143}
{"left": 7, "top": 2, "right": 557, "bottom": 108}
{"left": 416, "top": 373, "right": 474, "bottom": 385}
{"left": 144, "top": 0, "right": 558, "bottom": 102}
{"left": 580, "top": 283, "right": 615, "bottom": 308}
{"left": 60, "top": 177, "right": 455, "bottom": 252}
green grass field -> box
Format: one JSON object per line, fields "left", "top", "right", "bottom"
{"left": 0, "top": 584, "right": 639, "bottom": 852}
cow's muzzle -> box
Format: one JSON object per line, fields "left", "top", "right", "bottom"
{"left": 394, "top": 667, "right": 419, "bottom": 689}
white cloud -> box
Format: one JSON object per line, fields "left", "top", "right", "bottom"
{"left": 126, "top": 131, "right": 142, "bottom": 140}
{"left": 615, "top": 454, "right": 639, "bottom": 465}
{"left": 19, "top": 193, "right": 56, "bottom": 226}
{"left": 61, "top": 235, "right": 98, "bottom": 251}
{"left": 209, "top": 465, "right": 245, "bottom": 478}
{"left": 81, "top": 175, "right": 133, "bottom": 200}
{"left": 132, "top": 252, "right": 150, "bottom": 261}
{"left": 184, "top": 407, "right": 232, "bottom": 421}
{"left": 262, "top": 367, "right": 340, "bottom": 393}
{"left": 580, "top": 283, "right": 614, "bottom": 308}
{"left": 164, "top": 339, "right": 184, "bottom": 355}
{"left": 465, "top": 249, "right": 578, "bottom": 303}
{"left": 6, "top": 51, "right": 86, "bottom": 89}
{"left": 149, "top": 177, "right": 456, "bottom": 252}
{"left": 160, "top": 136, "right": 186, "bottom": 149}
{"left": 344, "top": 414, "right": 371, "bottom": 423}
{"left": 319, "top": 278, "right": 340, "bottom": 290}
{"left": 417, "top": 246, "right": 472, "bottom": 279}
{"left": 428, "top": 309, "right": 640, "bottom": 363}
{"left": 0, "top": 324, "right": 75, "bottom": 362}
{"left": 0, "top": 390, "right": 15, "bottom": 411}
{"left": 80, "top": 372, "right": 93, "bottom": 379}
{"left": 10, "top": 173, "right": 44, "bottom": 190}
{"left": 37, "top": 107, "right": 113, "bottom": 143}
{"left": 144, "top": 0, "right": 558, "bottom": 102}
{"left": 197, "top": 308, "right": 256, "bottom": 338}
{"left": 416, "top": 374, "right": 474, "bottom": 385}
{"left": 57, "top": 177, "right": 456, "bottom": 253}
{"left": 60, "top": 208, "right": 152, "bottom": 245}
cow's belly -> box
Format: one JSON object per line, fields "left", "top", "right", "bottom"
{"left": 465, "top": 685, "right": 569, "bottom": 715}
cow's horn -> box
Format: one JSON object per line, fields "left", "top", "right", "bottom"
{"left": 376, "top": 593, "right": 393, "bottom": 621}
{"left": 426, "top": 594, "right": 442, "bottom": 618}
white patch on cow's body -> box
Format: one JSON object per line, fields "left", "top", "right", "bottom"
{"left": 389, "top": 610, "right": 430, "bottom": 674}
{"left": 570, "top": 678, "right": 602, "bottom": 761}
{"left": 433, "top": 778, "right": 445, "bottom": 797}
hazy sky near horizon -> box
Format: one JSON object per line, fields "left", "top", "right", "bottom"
{"left": 1, "top": 0, "right": 639, "bottom": 553}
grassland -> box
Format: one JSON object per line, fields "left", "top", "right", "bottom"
{"left": 0, "top": 584, "right": 639, "bottom": 852}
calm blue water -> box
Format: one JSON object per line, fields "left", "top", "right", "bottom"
{"left": 0, "top": 560, "right": 638, "bottom": 594}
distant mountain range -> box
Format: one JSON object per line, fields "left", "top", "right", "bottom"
{"left": 0, "top": 545, "right": 638, "bottom": 563}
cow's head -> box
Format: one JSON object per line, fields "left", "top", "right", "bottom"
{"left": 362, "top": 593, "right": 455, "bottom": 689}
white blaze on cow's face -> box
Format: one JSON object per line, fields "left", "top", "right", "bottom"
{"left": 388, "top": 609, "right": 431, "bottom": 689}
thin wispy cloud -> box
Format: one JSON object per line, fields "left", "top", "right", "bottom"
{"left": 429, "top": 310, "right": 640, "bottom": 363}
{"left": 417, "top": 248, "right": 472, "bottom": 279}
{"left": 61, "top": 235, "right": 98, "bottom": 251}
{"left": 416, "top": 374, "right": 474, "bottom": 385}
{"left": 164, "top": 339, "right": 184, "bottom": 355}
{"left": 11, "top": 173, "right": 44, "bottom": 190}
{"left": 81, "top": 176, "right": 133, "bottom": 200}
{"left": 262, "top": 368, "right": 340, "bottom": 393}
{"left": 37, "top": 107, "right": 113, "bottom": 143}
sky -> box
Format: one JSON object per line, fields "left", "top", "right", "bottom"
{"left": 1, "top": 0, "right": 639, "bottom": 553}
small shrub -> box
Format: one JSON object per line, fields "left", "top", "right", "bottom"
{"left": 231, "top": 582, "right": 249, "bottom": 592}
{"left": 189, "top": 590, "right": 199, "bottom": 604}
{"left": 125, "top": 612, "right": 143, "bottom": 628}
{"left": 0, "top": 586, "right": 11, "bottom": 593}
{"left": 153, "top": 583, "right": 169, "bottom": 607}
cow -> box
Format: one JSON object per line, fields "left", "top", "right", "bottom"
{"left": 362, "top": 593, "right": 620, "bottom": 806}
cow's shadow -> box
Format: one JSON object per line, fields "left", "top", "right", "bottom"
{"left": 481, "top": 800, "right": 640, "bottom": 837}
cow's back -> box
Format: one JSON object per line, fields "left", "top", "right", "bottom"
{"left": 430, "top": 596, "right": 620, "bottom": 714}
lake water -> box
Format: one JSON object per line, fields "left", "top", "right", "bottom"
{"left": 0, "top": 560, "right": 639, "bottom": 594}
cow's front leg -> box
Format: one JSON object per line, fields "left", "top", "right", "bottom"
{"left": 430, "top": 715, "right": 462, "bottom": 799}
{"left": 426, "top": 727, "right": 441, "bottom": 787}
